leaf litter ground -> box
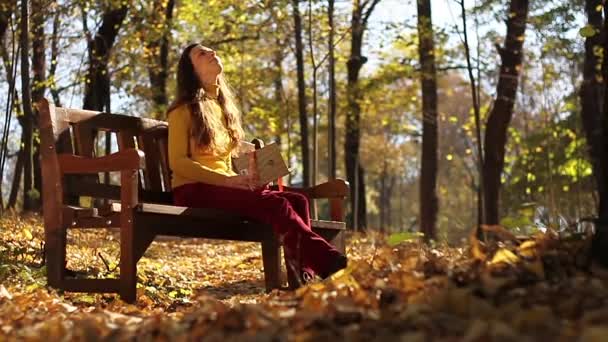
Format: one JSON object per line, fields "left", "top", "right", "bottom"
{"left": 1, "top": 213, "right": 608, "bottom": 341}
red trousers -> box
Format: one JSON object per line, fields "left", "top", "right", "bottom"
{"left": 172, "top": 182, "right": 343, "bottom": 278}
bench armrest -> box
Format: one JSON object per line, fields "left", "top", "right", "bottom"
{"left": 270, "top": 178, "right": 349, "bottom": 199}
{"left": 271, "top": 179, "right": 349, "bottom": 222}
{"left": 58, "top": 148, "right": 146, "bottom": 174}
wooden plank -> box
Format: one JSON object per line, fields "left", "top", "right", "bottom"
{"left": 120, "top": 169, "right": 138, "bottom": 303}
{"left": 61, "top": 278, "right": 121, "bottom": 293}
{"left": 156, "top": 134, "right": 171, "bottom": 191}
{"left": 48, "top": 105, "right": 98, "bottom": 141}
{"left": 72, "top": 121, "right": 96, "bottom": 157}
{"left": 140, "top": 131, "right": 163, "bottom": 191}
{"left": 56, "top": 128, "right": 79, "bottom": 205}
{"left": 269, "top": 179, "right": 349, "bottom": 199}
{"left": 64, "top": 182, "right": 172, "bottom": 204}
{"left": 140, "top": 215, "right": 269, "bottom": 242}
{"left": 71, "top": 119, "right": 100, "bottom": 196}
{"left": 58, "top": 148, "right": 145, "bottom": 174}
{"left": 62, "top": 206, "right": 98, "bottom": 225}
{"left": 311, "top": 220, "right": 346, "bottom": 230}
{"left": 59, "top": 111, "right": 166, "bottom": 134}
{"left": 117, "top": 130, "right": 136, "bottom": 150}
{"left": 38, "top": 98, "right": 67, "bottom": 287}
{"left": 309, "top": 179, "right": 349, "bottom": 198}
{"left": 69, "top": 213, "right": 121, "bottom": 229}
{"left": 329, "top": 198, "right": 344, "bottom": 222}
{"left": 110, "top": 202, "right": 248, "bottom": 221}
{"left": 117, "top": 130, "right": 144, "bottom": 190}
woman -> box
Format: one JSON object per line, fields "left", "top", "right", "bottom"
{"left": 168, "top": 43, "right": 347, "bottom": 286}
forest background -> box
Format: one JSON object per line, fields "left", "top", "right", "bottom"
{"left": 0, "top": 0, "right": 604, "bottom": 245}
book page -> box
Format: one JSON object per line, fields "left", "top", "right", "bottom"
{"left": 232, "top": 142, "right": 290, "bottom": 186}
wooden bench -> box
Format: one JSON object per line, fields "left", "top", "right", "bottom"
{"left": 38, "top": 98, "right": 348, "bottom": 303}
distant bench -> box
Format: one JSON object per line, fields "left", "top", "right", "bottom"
{"left": 38, "top": 98, "right": 348, "bottom": 303}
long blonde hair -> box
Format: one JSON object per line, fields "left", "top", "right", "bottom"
{"left": 167, "top": 44, "right": 244, "bottom": 153}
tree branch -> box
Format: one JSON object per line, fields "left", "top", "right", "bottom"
{"left": 362, "top": 0, "right": 382, "bottom": 28}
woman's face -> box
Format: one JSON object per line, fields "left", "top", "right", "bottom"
{"left": 189, "top": 45, "right": 223, "bottom": 84}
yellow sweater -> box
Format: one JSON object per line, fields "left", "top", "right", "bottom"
{"left": 167, "top": 102, "right": 236, "bottom": 189}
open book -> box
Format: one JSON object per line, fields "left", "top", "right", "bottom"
{"left": 232, "top": 142, "right": 290, "bottom": 187}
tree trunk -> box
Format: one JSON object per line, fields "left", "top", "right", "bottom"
{"left": 31, "top": 0, "right": 46, "bottom": 212}
{"left": 292, "top": 0, "right": 310, "bottom": 188}
{"left": 82, "top": 4, "right": 128, "bottom": 111}
{"left": 7, "top": 145, "right": 23, "bottom": 209}
{"left": 20, "top": 0, "right": 34, "bottom": 212}
{"left": 379, "top": 165, "right": 387, "bottom": 233}
{"left": 345, "top": 0, "right": 380, "bottom": 230}
{"left": 416, "top": 0, "right": 439, "bottom": 240}
{"left": 0, "top": 1, "right": 11, "bottom": 41}
{"left": 387, "top": 175, "right": 395, "bottom": 229}
{"left": 327, "top": 0, "right": 336, "bottom": 180}
{"left": 460, "top": 0, "right": 484, "bottom": 227}
{"left": 273, "top": 38, "right": 284, "bottom": 143}
{"left": 482, "top": 0, "right": 529, "bottom": 225}
{"left": 49, "top": 5, "right": 61, "bottom": 106}
{"left": 601, "top": 4, "right": 608, "bottom": 221}
{"left": 0, "top": 1, "right": 12, "bottom": 209}
{"left": 0, "top": 18, "right": 18, "bottom": 211}
{"left": 147, "top": 0, "right": 174, "bottom": 119}
{"left": 581, "top": 0, "right": 608, "bottom": 265}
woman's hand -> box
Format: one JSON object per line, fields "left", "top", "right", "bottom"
{"left": 224, "top": 174, "right": 253, "bottom": 190}
{"left": 225, "top": 151, "right": 269, "bottom": 191}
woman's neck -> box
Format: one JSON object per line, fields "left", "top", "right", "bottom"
{"left": 202, "top": 79, "right": 220, "bottom": 99}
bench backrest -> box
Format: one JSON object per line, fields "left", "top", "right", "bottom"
{"left": 39, "top": 99, "right": 172, "bottom": 214}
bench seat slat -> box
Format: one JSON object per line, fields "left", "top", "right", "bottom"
{"left": 108, "top": 202, "right": 346, "bottom": 231}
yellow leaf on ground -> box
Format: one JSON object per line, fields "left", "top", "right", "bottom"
{"left": 23, "top": 228, "right": 33, "bottom": 240}
{"left": 469, "top": 227, "right": 486, "bottom": 261}
{"left": 489, "top": 249, "right": 519, "bottom": 266}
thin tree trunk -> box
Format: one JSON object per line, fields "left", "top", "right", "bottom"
{"left": 82, "top": 4, "right": 128, "bottom": 111}
{"left": 292, "top": 0, "right": 310, "bottom": 188}
{"left": 460, "top": 0, "right": 484, "bottom": 228}
{"left": 20, "top": 0, "right": 34, "bottom": 212}
{"left": 0, "top": 2, "right": 12, "bottom": 209}
{"left": 147, "top": 0, "right": 174, "bottom": 119}
{"left": 327, "top": 0, "right": 336, "bottom": 180}
{"left": 7, "top": 146, "right": 23, "bottom": 208}
{"left": 379, "top": 159, "right": 388, "bottom": 232}
{"left": 0, "top": 20, "right": 18, "bottom": 211}
{"left": 345, "top": 0, "right": 380, "bottom": 230}
{"left": 31, "top": 0, "right": 46, "bottom": 212}
{"left": 0, "top": 1, "right": 11, "bottom": 41}
{"left": 49, "top": 5, "right": 62, "bottom": 107}
{"left": 273, "top": 38, "right": 284, "bottom": 144}
{"left": 482, "top": 0, "right": 529, "bottom": 225}
{"left": 388, "top": 175, "right": 396, "bottom": 229}
{"left": 416, "top": 0, "right": 438, "bottom": 240}
{"left": 307, "top": 0, "right": 319, "bottom": 218}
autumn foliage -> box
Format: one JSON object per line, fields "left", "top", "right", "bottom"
{"left": 1, "top": 213, "right": 607, "bottom": 340}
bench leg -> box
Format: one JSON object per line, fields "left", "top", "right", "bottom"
{"left": 119, "top": 170, "right": 138, "bottom": 303}
{"left": 119, "top": 221, "right": 137, "bottom": 303}
{"left": 45, "top": 224, "right": 67, "bottom": 288}
{"left": 261, "top": 236, "right": 281, "bottom": 292}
